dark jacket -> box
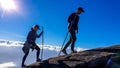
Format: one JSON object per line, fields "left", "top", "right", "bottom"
{"left": 27, "top": 28, "right": 41, "bottom": 44}
{"left": 68, "top": 13, "right": 79, "bottom": 30}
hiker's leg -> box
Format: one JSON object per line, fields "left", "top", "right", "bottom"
{"left": 62, "top": 37, "right": 72, "bottom": 50}
{"left": 22, "top": 51, "right": 29, "bottom": 65}
{"left": 34, "top": 45, "right": 40, "bottom": 60}
{"left": 62, "top": 37, "right": 72, "bottom": 55}
{"left": 70, "top": 30, "right": 76, "bottom": 51}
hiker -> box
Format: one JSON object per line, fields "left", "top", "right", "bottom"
{"left": 21, "top": 25, "right": 43, "bottom": 67}
{"left": 62, "top": 7, "right": 84, "bottom": 55}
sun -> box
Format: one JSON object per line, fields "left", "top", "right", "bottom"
{"left": 0, "top": 0, "right": 17, "bottom": 11}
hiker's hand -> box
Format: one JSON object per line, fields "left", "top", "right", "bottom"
{"left": 37, "top": 31, "right": 43, "bottom": 38}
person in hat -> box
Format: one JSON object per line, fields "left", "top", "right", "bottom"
{"left": 21, "top": 25, "right": 43, "bottom": 67}
{"left": 62, "top": 7, "right": 84, "bottom": 55}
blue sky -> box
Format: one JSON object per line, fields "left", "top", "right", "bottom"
{"left": 0, "top": 0, "right": 120, "bottom": 48}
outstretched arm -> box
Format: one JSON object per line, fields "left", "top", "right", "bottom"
{"left": 36, "top": 31, "right": 43, "bottom": 38}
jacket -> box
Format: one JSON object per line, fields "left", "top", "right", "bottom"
{"left": 68, "top": 13, "right": 79, "bottom": 30}
{"left": 27, "top": 28, "right": 41, "bottom": 44}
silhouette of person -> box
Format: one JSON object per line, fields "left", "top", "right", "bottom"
{"left": 21, "top": 25, "right": 43, "bottom": 67}
{"left": 62, "top": 7, "right": 84, "bottom": 55}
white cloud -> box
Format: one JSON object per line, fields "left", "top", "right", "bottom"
{"left": 0, "top": 39, "right": 87, "bottom": 51}
{"left": 0, "top": 62, "right": 16, "bottom": 68}
{"left": 0, "top": 39, "right": 23, "bottom": 47}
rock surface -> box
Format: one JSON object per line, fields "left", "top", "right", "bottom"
{"left": 26, "top": 45, "right": 120, "bottom": 68}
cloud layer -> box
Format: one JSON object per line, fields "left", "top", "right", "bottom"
{"left": 0, "top": 39, "right": 87, "bottom": 68}
{"left": 0, "top": 62, "right": 16, "bottom": 68}
{"left": 0, "top": 39, "right": 87, "bottom": 51}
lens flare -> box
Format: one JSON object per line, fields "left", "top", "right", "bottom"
{"left": 0, "top": 0, "right": 17, "bottom": 11}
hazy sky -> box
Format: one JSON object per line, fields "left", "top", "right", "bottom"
{"left": 0, "top": 0, "right": 120, "bottom": 48}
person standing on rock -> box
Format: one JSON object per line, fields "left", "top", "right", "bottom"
{"left": 21, "top": 25, "right": 43, "bottom": 67}
{"left": 62, "top": 7, "right": 84, "bottom": 55}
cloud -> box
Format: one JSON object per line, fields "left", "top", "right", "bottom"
{"left": 0, "top": 39, "right": 87, "bottom": 67}
{"left": 0, "top": 39, "right": 87, "bottom": 51}
{"left": 0, "top": 39, "right": 23, "bottom": 47}
{"left": 0, "top": 62, "right": 16, "bottom": 68}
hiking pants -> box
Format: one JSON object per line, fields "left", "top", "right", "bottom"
{"left": 63, "top": 28, "right": 76, "bottom": 51}
{"left": 22, "top": 45, "right": 40, "bottom": 65}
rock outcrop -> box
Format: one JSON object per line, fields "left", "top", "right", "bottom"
{"left": 26, "top": 45, "right": 120, "bottom": 68}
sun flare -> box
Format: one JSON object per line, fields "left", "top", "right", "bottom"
{"left": 0, "top": 0, "right": 17, "bottom": 11}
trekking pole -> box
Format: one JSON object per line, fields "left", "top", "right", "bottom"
{"left": 41, "top": 26, "right": 44, "bottom": 60}
{"left": 58, "top": 32, "right": 69, "bottom": 56}
{"left": 58, "top": 15, "right": 77, "bottom": 56}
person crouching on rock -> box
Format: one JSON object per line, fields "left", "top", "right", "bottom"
{"left": 21, "top": 25, "right": 43, "bottom": 67}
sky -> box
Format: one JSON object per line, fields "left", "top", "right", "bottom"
{"left": 0, "top": 0, "right": 120, "bottom": 49}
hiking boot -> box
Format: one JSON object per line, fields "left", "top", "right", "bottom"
{"left": 62, "top": 49, "right": 68, "bottom": 55}
{"left": 37, "top": 58, "right": 42, "bottom": 62}
{"left": 71, "top": 50, "right": 77, "bottom": 53}
{"left": 21, "top": 64, "right": 27, "bottom": 67}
